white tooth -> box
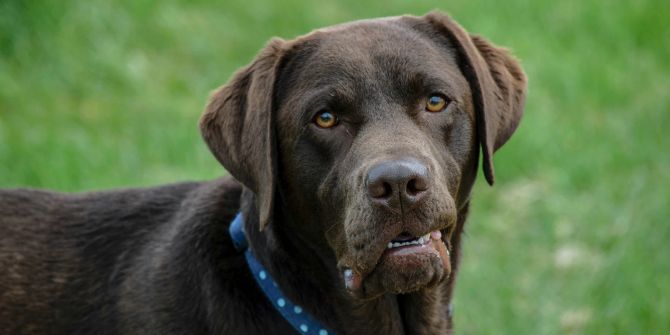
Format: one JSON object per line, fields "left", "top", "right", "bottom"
{"left": 387, "top": 242, "right": 393, "bottom": 249}
{"left": 393, "top": 242, "right": 401, "bottom": 248}
{"left": 418, "top": 237, "right": 425, "bottom": 244}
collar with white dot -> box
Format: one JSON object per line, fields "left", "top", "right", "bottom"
{"left": 230, "top": 213, "right": 334, "bottom": 335}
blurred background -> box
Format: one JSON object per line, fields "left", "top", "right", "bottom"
{"left": 1, "top": 0, "right": 668, "bottom": 333}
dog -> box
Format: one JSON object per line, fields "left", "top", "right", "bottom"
{"left": 0, "top": 11, "right": 526, "bottom": 334}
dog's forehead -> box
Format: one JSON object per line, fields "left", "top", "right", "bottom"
{"left": 314, "top": 18, "right": 426, "bottom": 55}
{"left": 283, "top": 18, "right": 460, "bottom": 91}
{"left": 274, "top": 18, "right": 470, "bottom": 138}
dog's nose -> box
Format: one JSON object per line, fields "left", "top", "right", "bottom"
{"left": 366, "top": 158, "right": 430, "bottom": 212}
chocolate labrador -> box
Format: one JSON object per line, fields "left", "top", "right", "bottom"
{"left": 0, "top": 11, "right": 526, "bottom": 334}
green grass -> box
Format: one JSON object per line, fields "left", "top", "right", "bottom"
{"left": 1, "top": 0, "right": 668, "bottom": 333}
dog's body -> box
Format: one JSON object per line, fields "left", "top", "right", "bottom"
{"left": 0, "top": 180, "right": 243, "bottom": 334}
{"left": 0, "top": 12, "right": 526, "bottom": 334}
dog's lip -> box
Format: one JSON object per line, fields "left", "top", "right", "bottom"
{"left": 390, "top": 231, "right": 421, "bottom": 242}
{"left": 384, "top": 230, "right": 443, "bottom": 255}
{"left": 385, "top": 230, "right": 441, "bottom": 251}
{"left": 342, "top": 229, "right": 450, "bottom": 294}
{"left": 344, "top": 229, "right": 450, "bottom": 297}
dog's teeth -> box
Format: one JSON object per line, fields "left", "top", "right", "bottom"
{"left": 387, "top": 236, "right": 430, "bottom": 250}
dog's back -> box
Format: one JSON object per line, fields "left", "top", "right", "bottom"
{"left": 0, "top": 179, "right": 241, "bottom": 334}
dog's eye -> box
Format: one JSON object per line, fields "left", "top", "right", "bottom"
{"left": 314, "top": 110, "right": 338, "bottom": 128}
{"left": 425, "top": 95, "right": 448, "bottom": 113}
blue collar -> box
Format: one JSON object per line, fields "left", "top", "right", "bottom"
{"left": 229, "top": 213, "right": 334, "bottom": 335}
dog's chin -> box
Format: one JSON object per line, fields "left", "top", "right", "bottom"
{"left": 357, "top": 235, "right": 451, "bottom": 299}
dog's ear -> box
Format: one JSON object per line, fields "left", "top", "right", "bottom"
{"left": 423, "top": 12, "right": 527, "bottom": 185}
{"left": 200, "top": 39, "right": 285, "bottom": 230}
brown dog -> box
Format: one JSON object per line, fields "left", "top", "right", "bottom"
{"left": 0, "top": 11, "right": 525, "bottom": 334}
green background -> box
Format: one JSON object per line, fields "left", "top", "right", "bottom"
{"left": 1, "top": 1, "right": 668, "bottom": 333}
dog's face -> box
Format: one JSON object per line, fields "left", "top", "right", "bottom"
{"left": 201, "top": 12, "right": 526, "bottom": 298}
{"left": 274, "top": 21, "right": 473, "bottom": 297}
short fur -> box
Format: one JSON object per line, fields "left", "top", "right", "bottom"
{"left": 0, "top": 12, "right": 525, "bottom": 334}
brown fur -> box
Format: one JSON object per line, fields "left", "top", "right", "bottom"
{"left": 0, "top": 11, "right": 525, "bottom": 334}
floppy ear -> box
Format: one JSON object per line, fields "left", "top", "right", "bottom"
{"left": 423, "top": 12, "right": 527, "bottom": 185}
{"left": 199, "top": 39, "right": 285, "bottom": 230}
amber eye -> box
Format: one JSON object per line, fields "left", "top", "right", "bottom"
{"left": 425, "top": 94, "right": 448, "bottom": 113}
{"left": 314, "top": 110, "right": 338, "bottom": 128}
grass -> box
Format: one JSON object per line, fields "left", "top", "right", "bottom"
{"left": 1, "top": 0, "right": 669, "bottom": 333}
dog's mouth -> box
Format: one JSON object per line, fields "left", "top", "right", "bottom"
{"left": 343, "top": 229, "right": 451, "bottom": 298}
{"left": 385, "top": 231, "right": 432, "bottom": 250}
{"left": 381, "top": 230, "right": 447, "bottom": 260}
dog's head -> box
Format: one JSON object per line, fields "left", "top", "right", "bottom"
{"left": 200, "top": 12, "right": 526, "bottom": 298}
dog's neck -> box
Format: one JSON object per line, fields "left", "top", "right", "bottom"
{"left": 240, "top": 189, "right": 467, "bottom": 335}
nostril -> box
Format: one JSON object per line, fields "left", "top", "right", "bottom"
{"left": 407, "top": 179, "right": 418, "bottom": 195}
{"left": 382, "top": 182, "right": 392, "bottom": 198}
{"left": 406, "top": 177, "right": 429, "bottom": 196}
{"left": 368, "top": 181, "right": 393, "bottom": 199}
